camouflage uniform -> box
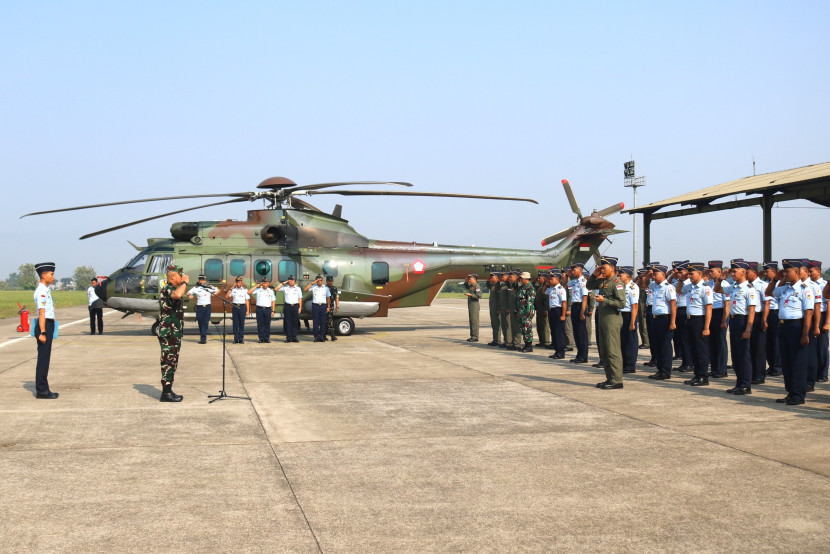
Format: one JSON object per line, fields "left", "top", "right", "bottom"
{"left": 158, "top": 283, "right": 184, "bottom": 383}
{"left": 498, "top": 278, "right": 512, "bottom": 346}
{"left": 517, "top": 281, "right": 536, "bottom": 346}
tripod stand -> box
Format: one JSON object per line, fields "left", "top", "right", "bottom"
{"left": 207, "top": 290, "right": 250, "bottom": 403}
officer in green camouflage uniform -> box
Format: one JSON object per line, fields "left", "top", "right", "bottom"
{"left": 487, "top": 271, "right": 501, "bottom": 346}
{"left": 509, "top": 271, "right": 522, "bottom": 350}
{"left": 325, "top": 275, "right": 339, "bottom": 341}
{"left": 534, "top": 272, "right": 551, "bottom": 347}
{"left": 158, "top": 265, "right": 189, "bottom": 402}
{"left": 586, "top": 256, "right": 627, "bottom": 389}
{"left": 517, "top": 271, "right": 537, "bottom": 352}
{"left": 464, "top": 273, "right": 482, "bottom": 341}
{"left": 498, "top": 272, "right": 512, "bottom": 348}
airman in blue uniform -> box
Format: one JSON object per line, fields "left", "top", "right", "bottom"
{"left": 706, "top": 261, "right": 729, "bottom": 378}
{"left": 717, "top": 260, "right": 758, "bottom": 395}
{"left": 187, "top": 274, "right": 217, "bottom": 344}
{"left": 806, "top": 260, "right": 828, "bottom": 382}
{"left": 33, "top": 262, "right": 59, "bottom": 399}
{"left": 618, "top": 266, "right": 640, "bottom": 374}
{"left": 762, "top": 262, "right": 783, "bottom": 377}
{"left": 647, "top": 264, "right": 677, "bottom": 380}
{"left": 568, "top": 263, "right": 589, "bottom": 363}
{"left": 680, "top": 263, "right": 713, "bottom": 386}
{"left": 670, "top": 260, "right": 691, "bottom": 371}
{"left": 746, "top": 262, "right": 769, "bottom": 385}
{"left": 546, "top": 271, "right": 568, "bottom": 359}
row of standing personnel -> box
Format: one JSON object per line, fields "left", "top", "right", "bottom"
{"left": 465, "top": 258, "right": 829, "bottom": 403}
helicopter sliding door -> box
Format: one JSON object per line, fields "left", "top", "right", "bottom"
{"left": 142, "top": 252, "right": 173, "bottom": 294}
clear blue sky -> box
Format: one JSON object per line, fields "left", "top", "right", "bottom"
{"left": 3, "top": 1, "right": 829, "bottom": 279}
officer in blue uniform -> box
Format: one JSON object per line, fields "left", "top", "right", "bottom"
{"left": 568, "top": 263, "right": 589, "bottom": 363}
{"left": 762, "top": 262, "right": 783, "bottom": 376}
{"left": 277, "top": 276, "right": 303, "bottom": 342}
{"left": 648, "top": 264, "right": 677, "bottom": 380}
{"left": 767, "top": 259, "right": 814, "bottom": 405}
{"left": 618, "top": 266, "right": 639, "bottom": 374}
{"left": 805, "top": 260, "right": 828, "bottom": 382}
{"left": 33, "top": 262, "right": 59, "bottom": 399}
{"left": 670, "top": 261, "right": 690, "bottom": 370}
{"left": 641, "top": 263, "right": 659, "bottom": 368}
{"left": 546, "top": 271, "right": 568, "bottom": 359}
{"left": 718, "top": 260, "right": 758, "bottom": 395}
{"left": 307, "top": 274, "right": 332, "bottom": 342}
{"left": 706, "top": 261, "right": 729, "bottom": 378}
{"left": 187, "top": 274, "right": 217, "bottom": 344}
{"left": 746, "top": 262, "right": 768, "bottom": 385}
{"left": 681, "top": 263, "right": 713, "bottom": 386}
{"left": 249, "top": 277, "right": 276, "bottom": 343}
{"left": 226, "top": 276, "right": 250, "bottom": 344}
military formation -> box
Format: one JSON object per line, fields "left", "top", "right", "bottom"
{"left": 471, "top": 258, "right": 829, "bottom": 405}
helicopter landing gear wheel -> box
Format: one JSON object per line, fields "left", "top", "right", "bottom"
{"left": 151, "top": 320, "right": 160, "bottom": 337}
{"left": 334, "top": 317, "right": 354, "bottom": 336}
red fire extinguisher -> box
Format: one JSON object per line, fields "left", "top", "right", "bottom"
{"left": 17, "top": 302, "right": 30, "bottom": 333}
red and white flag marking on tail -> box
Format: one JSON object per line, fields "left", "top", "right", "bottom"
{"left": 579, "top": 243, "right": 590, "bottom": 252}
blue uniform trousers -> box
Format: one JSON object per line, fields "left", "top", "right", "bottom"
{"left": 283, "top": 304, "right": 299, "bottom": 340}
{"left": 673, "top": 306, "right": 687, "bottom": 365}
{"left": 645, "top": 306, "right": 656, "bottom": 363}
{"left": 255, "top": 306, "right": 271, "bottom": 341}
{"left": 195, "top": 305, "right": 211, "bottom": 341}
{"left": 765, "top": 309, "right": 782, "bottom": 373}
{"left": 750, "top": 314, "right": 766, "bottom": 381}
{"left": 35, "top": 319, "right": 55, "bottom": 395}
{"left": 312, "top": 303, "right": 327, "bottom": 340}
{"left": 817, "top": 312, "right": 829, "bottom": 380}
{"left": 548, "top": 307, "right": 565, "bottom": 356}
{"left": 232, "top": 304, "right": 246, "bottom": 342}
{"left": 779, "top": 319, "right": 809, "bottom": 400}
{"left": 729, "top": 315, "right": 752, "bottom": 388}
{"left": 709, "top": 308, "right": 728, "bottom": 375}
{"left": 685, "top": 315, "right": 710, "bottom": 379}
{"left": 652, "top": 314, "right": 673, "bottom": 375}
{"left": 571, "top": 303, "right": 588, "bottom": 361}
{"left": 89, "top": 306, "right": 103, "bottom": 334}
{"left": 620, "top": 311, "right": 638, "bottom": 372}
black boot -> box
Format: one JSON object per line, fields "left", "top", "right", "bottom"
{"left": 330, "top": 334, "right": 337, "bottom": 341}
{"left": 160, "top": 381, "right": 182, "bottom": 403}
{"left": 520, "top": 342, "right": 533, "bottom": 353}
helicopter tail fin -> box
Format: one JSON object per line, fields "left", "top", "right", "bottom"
{"left": 542, "top": 228, "right": 625, "bottom": 267}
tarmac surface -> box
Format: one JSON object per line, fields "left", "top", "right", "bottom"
{"left": 1, "top": 299, "right": 829, "bottom": 553}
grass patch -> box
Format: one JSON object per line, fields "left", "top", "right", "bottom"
{"left": 437, "top": 292, "right": 492, "bottom": 299}
{"left": 0, "top": 290, "right": 88, "bottom": 319}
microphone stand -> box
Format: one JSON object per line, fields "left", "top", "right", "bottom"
{"left": 206, "top": 288, "right": 250, "bottom": 403}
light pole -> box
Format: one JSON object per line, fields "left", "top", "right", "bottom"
{"left": 623, "top": 160, "right": 646, "bottom": 267}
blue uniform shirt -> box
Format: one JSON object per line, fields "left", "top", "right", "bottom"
{"left": 545, "top": 284, "right": 567, "bottom": 309}
{"left": 729, "top": 281, "right": 758, "bottom": 316}
{"left": 773, "top": 280, "right": 814, "bottom": 319}
{"left": 251, "top": 286, "right": 276, "bottom": 307}
{"left": 750, "top": 277, "right": 767, "bottom": 313}
{"left": 621, "top": 282, "right": 639, "bottom": 313}
{"left": 651, "top": 281, "right": 677, "bottom": 315}
{"left": 34, "top": 283, "right": 55, "bottom": 319}
{"left": 568, "top": 276, "right": 588, "bottom": 304}
{"left": 806, "top": 278, "right": 827, "bottom": 313}
{"left": 705, "top": 278, "right": 726, "bottom": 309}
{"left": 682, "top": 280, "right": 713, "bottom": 316}
{"left": 673, "top": 278, "right": 690, "bottom": 307}
{"left": 764, "top": 279, "right": 778, "bottom": 310}
{"left": 646, "top": 280, "right": 657, "bottom": 307}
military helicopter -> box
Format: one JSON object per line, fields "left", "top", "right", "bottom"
{"left": 22, "top": 177, "right": 624, "bottom": 336}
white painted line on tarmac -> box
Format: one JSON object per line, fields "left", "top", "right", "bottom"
{"left": 0, "top": 310, "right": 118, "bottom": 349}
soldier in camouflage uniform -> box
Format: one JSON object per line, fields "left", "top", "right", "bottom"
{"left": 517, "top": 271, "right": 536, "bottom": 352}
{"left": 158, "top": 265, "right": 189, "bottom": 402}
{"left": 509, "top": 271, "right": 523, "bottom": 350}
{"left": 497, "top": 272, "right": 512, "bottom": 348}
{"left": 325, "top": 275, "right": 339, "bottom": 341}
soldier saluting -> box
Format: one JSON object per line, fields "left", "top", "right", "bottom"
{"left": 158, "top": 265, "right": 189, "bottom": 403}
{"left": 586, "top": 256, "right": 627, "bottom": 389}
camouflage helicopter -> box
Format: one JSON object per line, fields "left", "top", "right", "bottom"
{"left": 22, "top": 177, "right": 624, "bottom": 336}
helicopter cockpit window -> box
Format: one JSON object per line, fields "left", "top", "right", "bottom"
{"left": 322, "top": 260, "right": 339, "bottom": 278}
{"left": 278, "top": 260, "right": 296, "bottom": 281}
{"left": 204, "top": 259, "right": 223, "bottom": 282}
{"left": 125, "top": 252, "right": 148, "bottom": 270}
{"left": 230, "top": 259, "right": 246, "bottom": 278}
{"left": 254, "top": 259, "right": 272, "bottom": 282}
{"left": 371, "top": 262, "right": 389, "bottom": 285}
{"left": 144, "top": 254, "right": 173, "bottom": 293}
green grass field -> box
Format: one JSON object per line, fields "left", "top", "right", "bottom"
{"left": 0, "top": 290, "right": 88, "bottom": 319}
{"left": 437, "top": 292, "right": 492, "bottom": 299}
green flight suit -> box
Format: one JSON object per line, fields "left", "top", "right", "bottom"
{"left": 498, "top": 281, "right": 512, "bottom": 345}
{"left": 508, "top": 283, "right": 522, "bottom": 347}
{"left": 534, "top": 282, "right": 551, "bottom": 345}
{"left": 465, "top": 281, "right": 482, "bottom": 340}
{"left": 488, "top": 281, "right": 501, "bottom": 343}
{"left": 586, "top": 274, "right": 627, "bottom": 384}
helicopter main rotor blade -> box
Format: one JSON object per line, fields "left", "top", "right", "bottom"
{"left": 21, "top": 192, "right": 252, "bottom": 218}
{"left": 288, "top": 181, "right": 413, "bottom": 194}
{"left": 540, "top": 226, "right": 577, "bottom": 247}
{"left": 287, "top": 196, "right": 323, "bottom": 212}
{"left": 79, "top": 197, "right": 250, "bottom": 240}
{"left": 305, "top": 190, "right": 538, "bottom": 204}
{"left": 561, "top": 179, "right": 582, "bottom": 219}
{"left": 595, "top": 201, "right": 624, "bottom": 218}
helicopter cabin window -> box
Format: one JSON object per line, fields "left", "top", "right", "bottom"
{"left": 204, "top": 259, "right": 223, "bottom": 282}
{"left": 322, "top": 260, "right": 339, "bottom": 278}
{"left": 144, "top": 253, "right": 173, "bottom": 293}
{"left": 371, "top": 262, "right": 389, "bottom": 285}
{"left": 278, "top": 260, "right": 297, "bottom": 281}
{"left": 229, "top": 258, "right": 246, "bottom": 279}
{"left": 254, "top": 259, "right": 272, "bottom": 282}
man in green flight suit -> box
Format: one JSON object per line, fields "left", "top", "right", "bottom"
{"left": 464, "top": 273, "right": 482, "bottom": 342}
{"left": 534, "top": 272, "right": 551, "bottom": 348}
{"left": 487, "top": 271, "right": 501, "bottom": 346}
{"left": 498, "top": 272, "right": 513, "bottom": 348}
{"left": 158, "top": 265, "right": 189, "bottom": 402}
{"left": 586, "top": 256, "right": 627, "bottom": 389}
{"left": 517, "top": 271, "right": 537, "bottom": 352}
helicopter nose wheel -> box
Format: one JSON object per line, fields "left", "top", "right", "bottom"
{"left": 334, "top": 317, "right": 354, "bottom": 336}
{"left": 151, "top": 319, "right": 160, "bottom": 337}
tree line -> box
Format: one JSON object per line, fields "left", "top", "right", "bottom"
{"left": 0, "top": 264, "right": 97, "bottom": 290}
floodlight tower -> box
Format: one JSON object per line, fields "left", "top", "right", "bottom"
{"left": 623, "top": 160, "right": 646, "bottom": 267}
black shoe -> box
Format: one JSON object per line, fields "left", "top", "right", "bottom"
{"left": 596, "top": 380, "right": 610, "bottom": 388}
{"left": 507, "top": 345, "right": 518, "bottom": 351}
{"left": 199, "top": 339, "right": 207, "bottom": 344}
{"left": 545, "top": 345, "right": 555, "bottom": 349}
{"left": 673, "top": 355, "right": 682, "bottom": 361}
{"left": 599, "top": 382, "right": 624, "bottom": 390}
{"left": 643, "top": 361, "right": 655, "bottom": 367}
{"left": 520, "top": 345, "right": 533, "bottom": 353}
{"left": 499, "top": 343, "right": 507, "bottom": 348}
{"left": 36, "top": 391, "right": 59, "bottom": 399}
{"left": 259, "top": 340, "right": 266, "bottom": 343}
{"left": 565, "top": 347, "right": 574, "bottom": 352}
{"left": 159, "top": 383, "right": 182, "bottom": 403}
{"left": 233, "top": 340, "right": 239, "bottom": 344}
{"left": 291, "top": 338, "right": 300, "bottom": 343}
{"left": 726, "top": 365, "right": 733, "bottom": 370}
{"left": 684, "top": 377, "right": 709, "bottom": 386}
{"left": 676, "top": 365, "right": 691, "bottom": 373}
{"left": 806, "top": 385, "right": 815, "bottom": 392}
{"left": 648, "top": 373, "right": 670, "bottom": 380}
{"left": 638, "top": 343, "right": 649, "bottom": 349}
{"left": 285, "top": 339, "right": 292, "bottom": 343}
{"left": 785, "top": 397, "right": 805, "bottom": 405}
{"left": 817, "top": 377, "right": 828, "bottom": 383}
{"left": 331, "top": 336, "right": 338, "bottom": 341}
{"left": 239, "top": 340, "right": 245, "bottom": 344}
{"left": 487, "top": 341, "right": 498, "bottom": 346}
{"left": 732, "top": 387, "right": 752, "bottom": 395}
{"left": 623, "top": 369, "right": 636, "bottom": 374}
{"left": 535, "top": 343, "right": 545, "bottom": 347}
{"left": 710, "top": 372, "right": 728, "bottom": 379}
{"left": 592, "top": 362, "right": 603, "bottom": 368}
{"left": 767, "top": 369, "right": 783, "bottom": 377}
{"left": 751, "top": 378, "right": 766, "bottom": 385}
{"left": 775, "top": 395, "right": 792, "bottom": 404}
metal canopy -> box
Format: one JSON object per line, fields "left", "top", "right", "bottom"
{"left": 623, "top": 161, "right": 830, "bottom": 263}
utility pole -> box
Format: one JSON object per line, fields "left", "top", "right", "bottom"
{"left": 623, "top": 160, "right": 646, "bottom": 266}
